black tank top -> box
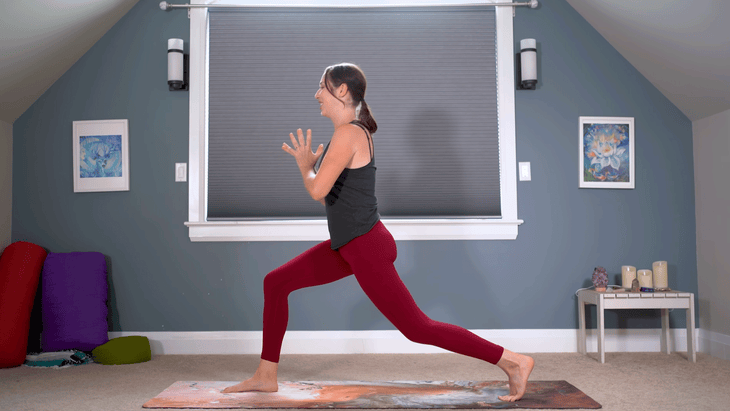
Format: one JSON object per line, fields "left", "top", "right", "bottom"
{"left": 316, "top": 121, "right": 380, "bottom": 250}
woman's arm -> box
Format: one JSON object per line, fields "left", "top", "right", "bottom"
{"left": 319, "top": 198, "right": 326, "bottom": 206}
{"left": 283, "top": 127, "right": 357, "bottom": 202}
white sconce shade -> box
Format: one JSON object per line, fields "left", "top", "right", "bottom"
{"left": 168, "top": 38, "right": 188, "bottom": 91}
{"left": 518, "top": 38, "right": 538, "bottom": 90}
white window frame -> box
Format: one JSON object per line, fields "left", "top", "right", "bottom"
{"left": 185, "top": 0, "right": 523, "bottom": 242}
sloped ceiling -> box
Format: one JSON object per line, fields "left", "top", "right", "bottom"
{"left": 0, "top": 0, "right": 728, "bottom": 124}
{"left": 565, "top": 0, "right": 730, "bottom": 121}
{"left": 0, "top": 0, "right": 140, "bottom": 124}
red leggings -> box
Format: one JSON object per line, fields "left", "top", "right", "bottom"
{"left": 261, "top": 220, "right": 504, "bottom": 364}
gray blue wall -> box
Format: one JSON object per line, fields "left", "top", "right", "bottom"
{"left": 12, "top": 0, "right": 696, "bottom": 334}
{"left": 1, "top": 119, "right": 11, "bottom": 251}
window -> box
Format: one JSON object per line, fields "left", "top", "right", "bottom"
{"left": 186, "top": 0, "right": 522, "bottom": 242}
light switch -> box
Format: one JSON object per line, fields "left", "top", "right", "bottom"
{"left": 175, "top": 163, "right": 187, "bottom": 182}
{"left": 519, "top": 162, "right": 531, "bottom": 181}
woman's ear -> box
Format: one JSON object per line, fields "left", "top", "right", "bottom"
{"left": 336, "top": 83, "right": 349, "bottom": 99}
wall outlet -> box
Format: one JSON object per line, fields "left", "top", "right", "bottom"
{"left": 519, "top": 162, "right": 531, "bottom": 181}
{"left": 175, "top": 163, "right": 187, "bottom": 182}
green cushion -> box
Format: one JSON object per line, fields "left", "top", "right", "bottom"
{"left": 91, "top": 336, "right": 151, "bottom": 365}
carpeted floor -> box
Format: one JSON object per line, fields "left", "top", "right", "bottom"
{"left": 1, "top": 352, "right": 729, "bottom": 411}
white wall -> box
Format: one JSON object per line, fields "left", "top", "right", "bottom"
{"left": 693, "top": 108, "right": 730, "bottom": 360}
{"left": 0, "top": 119, "right": 11, "bottom": 251}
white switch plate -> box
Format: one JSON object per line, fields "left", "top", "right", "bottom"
{"left": 518, "top": 162, "right": 531, "bottom": 181}
{"left": 175, "top": 163, "right": 187, "bottom": 182}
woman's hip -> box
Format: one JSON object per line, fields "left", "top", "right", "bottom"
{"left": 338, "top": 220, "right": 397, "bottom": 264}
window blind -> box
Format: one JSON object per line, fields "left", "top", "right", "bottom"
{"left": 208, "top": 6, "right": 500, "bottom": 220}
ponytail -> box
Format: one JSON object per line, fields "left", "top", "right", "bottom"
{"left": 324, "top": 63, "right": 378, "bottom": 134}
{"left": 356, "top": 100, "right": 378, "bottom": 134}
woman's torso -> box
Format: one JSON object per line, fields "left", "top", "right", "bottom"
{"left": 318, "top": 121, "right": 380, "bottom": 250}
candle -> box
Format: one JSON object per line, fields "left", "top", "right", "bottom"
{"left": 621, "top": 266, "right": 637, "bottom": 289}
{"left": 653, "top": 261, "right": 668, "bottom": 289}
{"left": 637, "top": 270, "right": 653, "bottom": 288}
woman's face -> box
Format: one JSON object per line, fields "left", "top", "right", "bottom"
{"left": 314, "top": 72, "right": 343, "bottom": 118}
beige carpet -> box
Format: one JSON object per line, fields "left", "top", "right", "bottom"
{"left": 1, "top": 352, "right": 729, "bottom": 410}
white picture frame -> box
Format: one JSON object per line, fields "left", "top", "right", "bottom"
{"left": 579, "top": 116, "right": 635, "bottom": 189}
{"left": 72, "top": 119, "right": 130, "bottom": 193}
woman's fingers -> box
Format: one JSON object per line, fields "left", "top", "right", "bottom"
{"left": 289, "top": 132, "right": 298, "bottom": 149}
{"left": 285, "top": 129, "right": 315, "bottom": 157}
{"left": 296, "top": 128, "right": 309, "bottom": 149}
{"left": 296, "top": 129, "right": 303, "bottom": 148}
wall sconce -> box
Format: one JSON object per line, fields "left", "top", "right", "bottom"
{"left": 168, "top": 38, "right": 188, "bottom": 91}
{"left": 516, "top": 38, "right": 538, "bottom": 90}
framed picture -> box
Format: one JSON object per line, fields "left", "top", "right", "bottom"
{"left": 72, "top": 119, "right": 129, "bottom": 193}
{"left": 579, "top": 116, "right": 634, "bottom": 189}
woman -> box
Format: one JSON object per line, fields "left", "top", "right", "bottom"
{"left": 222, "top": 63, "right": 534, "bottom": 402}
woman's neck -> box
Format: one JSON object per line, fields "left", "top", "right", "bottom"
{"left": 330, "top": 107, "right": 357, "bottom": 129}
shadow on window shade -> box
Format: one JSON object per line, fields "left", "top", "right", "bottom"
{"left": 207, "top": 6, "right": 500, "bottom": 220}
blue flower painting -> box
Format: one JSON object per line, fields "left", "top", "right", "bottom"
{"left": 79, "top": 135, "right": 123, "bottom": 178}
{"left": 583, "top": 123, "right": 631, "bottom": 182}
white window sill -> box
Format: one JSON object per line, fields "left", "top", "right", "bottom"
{"left": 185, "top": 219, "right": 523, "bottom": 242}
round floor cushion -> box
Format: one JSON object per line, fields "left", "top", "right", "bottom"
{"left": 92, "top": 336, "right": 151, "bottom": 365}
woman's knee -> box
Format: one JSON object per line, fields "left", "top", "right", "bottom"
{"left": 396, "top": 317, "right": 437, "bottom": 345}
{"left": 263, "top": 268, "right": 289, "bottom": 296}
{"left": 401, "top": 326, "right": 432, "bottom": 345}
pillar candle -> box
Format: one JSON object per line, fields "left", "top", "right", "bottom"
{"left": 653, "top": 261, "right": 668, "bottom": 289}
{"left": 621, "top": 266, "right": 637, "bottom": 289}
{"left": 637, "top": 269, "right": 653, "bottom": 288}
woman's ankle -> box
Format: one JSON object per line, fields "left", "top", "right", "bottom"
{"left": 496, "top": 349, "right": 518, "bottom": 370}
{"left": 256, "top": 358, "right": 279, "bottom": 379}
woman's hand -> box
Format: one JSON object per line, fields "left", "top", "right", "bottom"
{"left": 282, "top": 128, "right": 324, "bottom": 172}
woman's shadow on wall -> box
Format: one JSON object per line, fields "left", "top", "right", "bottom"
{"left": 380, "top": 109, "right": 468, "bottom": 217}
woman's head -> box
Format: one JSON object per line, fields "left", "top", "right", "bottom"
{"left": 321, "top": 63, "right": 377, "bottom": 134}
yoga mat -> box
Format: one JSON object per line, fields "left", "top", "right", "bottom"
{"left": 143, "top": 380, "right": 601, "bottom": 409}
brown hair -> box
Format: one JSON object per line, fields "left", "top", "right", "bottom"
{"left": 323, "top": 63, "right": 378, "bottom": 134}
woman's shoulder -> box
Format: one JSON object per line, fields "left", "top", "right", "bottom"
{"left": 333, "top": 123, "right": 367, "bottom": 142}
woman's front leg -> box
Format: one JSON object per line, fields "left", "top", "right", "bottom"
{"left": 224, "top": 240, "right": 352, "bottom": 393}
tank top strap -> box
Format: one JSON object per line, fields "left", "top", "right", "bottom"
{"left": 350, "top": 121, "right": 374, "bottom": 160}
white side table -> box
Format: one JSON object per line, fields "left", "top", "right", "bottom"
{"left": 577, "top": 289, "right": 696, "bottom": 363}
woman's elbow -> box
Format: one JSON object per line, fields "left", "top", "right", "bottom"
{"left": 309, "top": 179, "right": 331, "bottom": 202}
{"left": 312, "top": 192, "right": 326, "bottom": 202}
{"left": 310, "top": 188, "right": 326, "bottom": 202}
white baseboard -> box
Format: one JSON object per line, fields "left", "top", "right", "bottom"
{"left": 108, "top": 328, "right": 700, "bottom": 356}
{"left": 698, "top": 329, "right": 730, "bottom": 360}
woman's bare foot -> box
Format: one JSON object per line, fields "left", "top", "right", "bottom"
{"left": 222, "top": 359, "right": 279, "bottom": 393}
{"left": 495, "top": 349, "right": 534, "bottom": 402}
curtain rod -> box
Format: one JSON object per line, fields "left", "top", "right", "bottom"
{"left": 159, "top": 1, "right": 538, "bottom": 10}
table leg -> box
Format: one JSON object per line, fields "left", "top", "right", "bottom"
{"left": 661, "top": 308, "right": 670, "bottom": 354}
{"left": 687, "top": 294, "right": 696, "bottom": 362}
{"left": 598, "top": 296, "right": 605, "bottom": 363}
{"left": 578, "top": 297, "right": 586, "bottom": 355}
